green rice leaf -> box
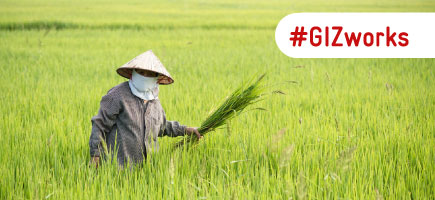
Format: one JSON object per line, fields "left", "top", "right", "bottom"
{"left": 175, "top": 73, "right": 267, "bottom": 149}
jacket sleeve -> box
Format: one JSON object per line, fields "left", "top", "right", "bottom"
{"left": 89, "top": 93, "right": 121, "bottom": 157}
{"left": 159, "top": 111, "right": 187, "bottom": 137}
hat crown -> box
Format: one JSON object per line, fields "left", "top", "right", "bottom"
{"left": 116, "top": 50, "right": 174, "bottom": 85}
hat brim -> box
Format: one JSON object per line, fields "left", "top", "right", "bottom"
{"left": 116, "top": 67, "right": 174, "bottom": 85}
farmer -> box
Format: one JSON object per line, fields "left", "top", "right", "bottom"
{"left": 89, "top": 50, "right": 202, "bottom": 168}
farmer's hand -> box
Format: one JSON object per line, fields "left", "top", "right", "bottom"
{"left": 185, "top": 127, "right": 203, "bottom": 140}
{"left": 90, "top": 156, "right": 100, "bottom": 169}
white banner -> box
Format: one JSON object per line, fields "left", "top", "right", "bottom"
{"left": 275, "top": 13, "right": 435, "bottom": 58}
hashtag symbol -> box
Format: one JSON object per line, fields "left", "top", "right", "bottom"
{"left": 289, "top": 26, "right": 307, "bottom": 47}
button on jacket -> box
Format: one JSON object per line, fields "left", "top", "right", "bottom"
{"left": 89, "top": 81, "right": 186, "bottom": 166}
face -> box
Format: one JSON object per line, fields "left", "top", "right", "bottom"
{"left": 135, "top": 69, "right": 158, "bottom": 77}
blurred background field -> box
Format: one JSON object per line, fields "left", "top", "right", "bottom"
{"left": 0, "top": 0, "right": 434, "bottom": 199}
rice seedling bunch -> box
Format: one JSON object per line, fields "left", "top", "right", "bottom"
{"left": 175, "top": 73, "right": 268, "bottom": 148}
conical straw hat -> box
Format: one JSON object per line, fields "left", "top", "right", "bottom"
{"left": 116, "top": 50, "right": 174, "bottom": 85}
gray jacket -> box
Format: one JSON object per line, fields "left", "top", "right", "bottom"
{"left": 89, "top": 81, "right": 186, "bottom": 166}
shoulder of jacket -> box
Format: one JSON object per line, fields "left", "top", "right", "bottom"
{"left": 104, "top": 81, "right": 130, "bottom": 100}
{"left": 150, "top": 99, "right": 165, "bottom": 115}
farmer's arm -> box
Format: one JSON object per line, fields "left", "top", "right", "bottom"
{"left": 89, "top": 93, "right": 121, "bottom": 159}
{"left": 159, "top": 112, "right": 201, "bottom": 139}
{"left": 159, "top": 112, "right": 186, "bottom": 137}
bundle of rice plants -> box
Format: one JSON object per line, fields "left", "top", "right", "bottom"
{"left": 175, "top": 73, "right": 269, "bottom": 149}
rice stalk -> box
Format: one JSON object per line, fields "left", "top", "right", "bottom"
{"left": 175, "top": 73, "right": 268, "bottom": 149}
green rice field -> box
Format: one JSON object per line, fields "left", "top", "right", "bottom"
{"left": 0, "top": 0, "right": 434, "bottom": 199}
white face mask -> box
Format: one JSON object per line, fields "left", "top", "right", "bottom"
{"left": 129, "top": 69, "right": 159, "bottom": 100}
